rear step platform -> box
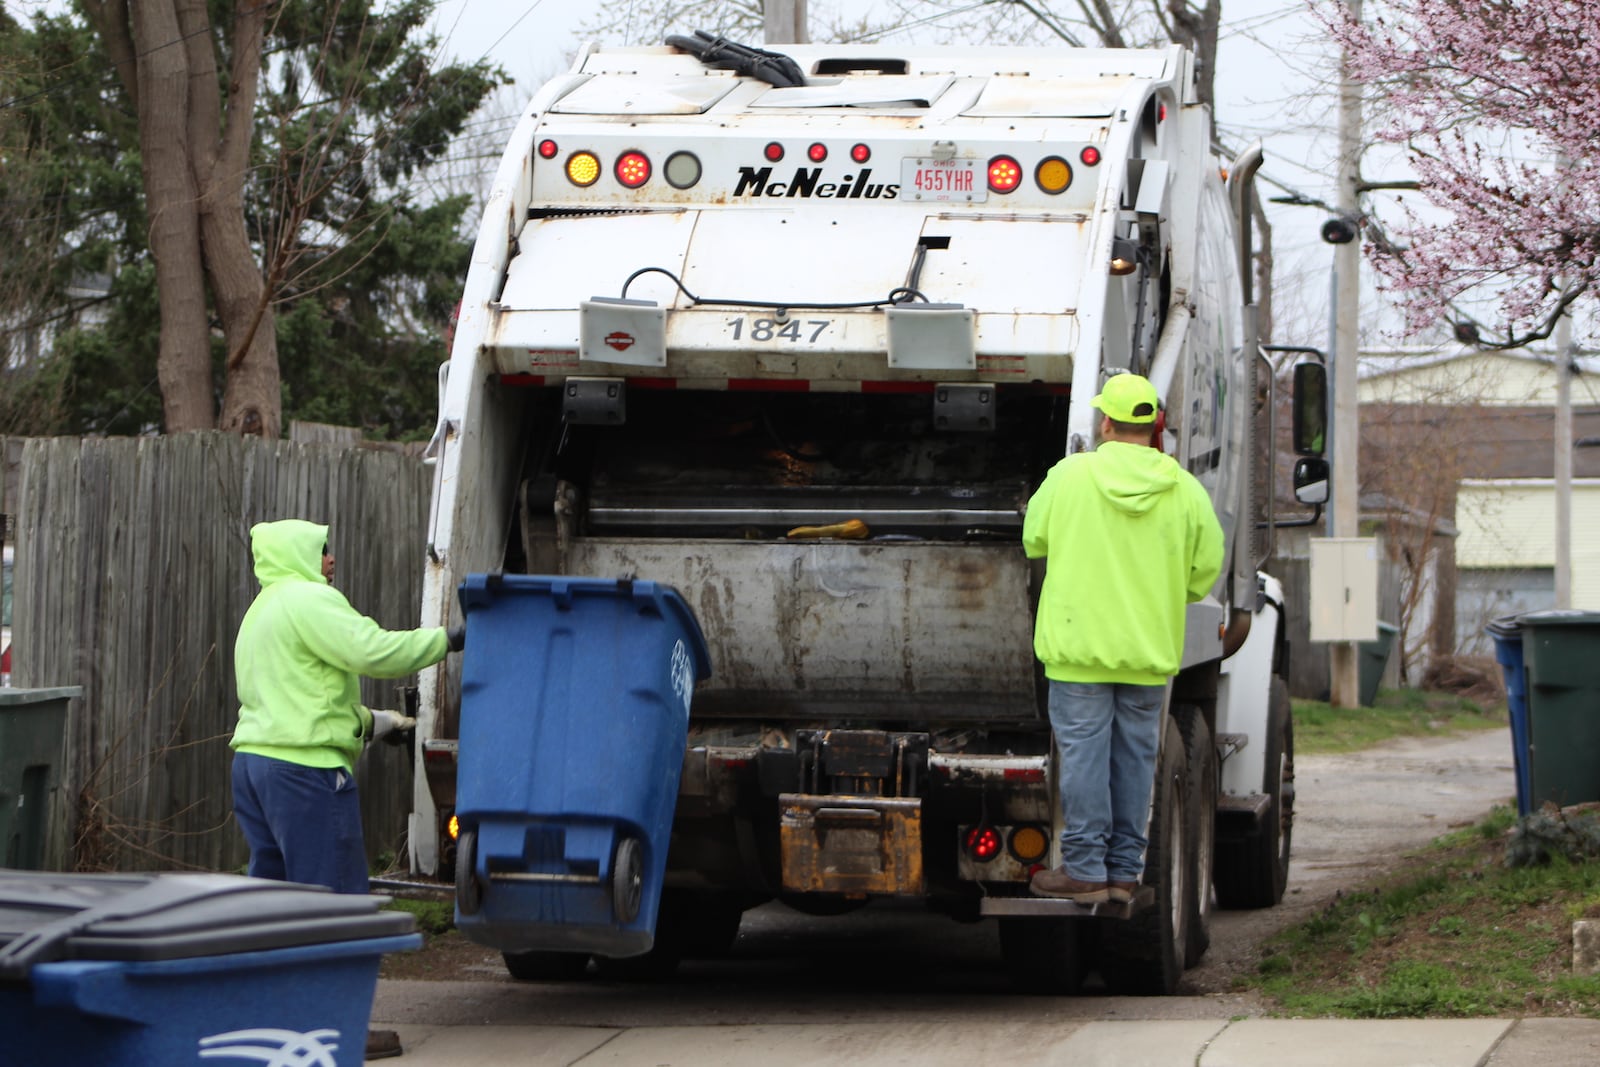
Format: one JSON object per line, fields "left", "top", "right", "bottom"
{"left": 978, "top": 886, "right": 1156, "bottom": 919}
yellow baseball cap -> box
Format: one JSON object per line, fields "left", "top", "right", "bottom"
{"left": 1091, "top": 372, "right": 1159, "bottom": 424}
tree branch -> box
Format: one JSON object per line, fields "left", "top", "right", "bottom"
{"left": 80, "top": 0, "right": 139, "bottom": 111}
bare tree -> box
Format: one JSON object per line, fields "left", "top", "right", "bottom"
{"left": 84, "top": 0, "right": 278, "bottom": 435}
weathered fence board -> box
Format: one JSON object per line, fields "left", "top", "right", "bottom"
{"left": 8, "top": 432, "right": 429, "bottom": 873}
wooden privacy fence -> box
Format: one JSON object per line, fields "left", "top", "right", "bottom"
{"left": 5, "top": 432, "right": 431, "bottom": 874}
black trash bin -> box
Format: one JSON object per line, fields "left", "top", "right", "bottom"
{"left": 0, "top": 870, "right": 419, "bottom": 1065}
{"left": 1519, "top": 610, "right": 1600, "bottom": 809}
{"left": 0, "top": 686, "right": 79, "bottom": 869}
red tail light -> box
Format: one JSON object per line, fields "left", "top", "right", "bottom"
{"left": 615, "top": 151, "right": 651, "bottom": 188}
{"left": 965, "top": 826, "right": 1002, "bottom": 862}
{"left": 988, "top": 155, "right": 1022, "bottom": 193}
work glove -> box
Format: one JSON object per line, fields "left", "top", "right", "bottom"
{"left": 447, "top": 624, "right": 466, "bottom": 652}
{"left": 370, "top": 708, "right": 416, "bottom": 744}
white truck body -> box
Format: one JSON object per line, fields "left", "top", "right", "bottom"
{"left": 413, "top": 40, "right": 1306, "bottom": 992}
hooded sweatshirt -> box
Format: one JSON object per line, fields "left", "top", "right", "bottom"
{"left": 231, "top": 519, "right": 448, "bottom": 771}
{"left": 1023, "top": 440, "right": 1224, "bottom": 685}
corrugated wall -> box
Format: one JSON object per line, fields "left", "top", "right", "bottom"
{"left": 6, "top": 433, "right": 430, "bottom": 873}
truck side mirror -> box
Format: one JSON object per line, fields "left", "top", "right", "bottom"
{"left": 1293, "top": 456, "right": 1329, "bottom": 505}
{"left": 1292, "top": 361, "right": 1327, "bottom": 457}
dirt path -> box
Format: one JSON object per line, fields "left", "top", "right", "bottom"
{"left": 1182, "top": 726, "right": 1516, "bottom": 995}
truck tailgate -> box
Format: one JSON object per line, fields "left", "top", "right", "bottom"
{"left": 568, "top": 538, "right": 1038, "bottom": 722}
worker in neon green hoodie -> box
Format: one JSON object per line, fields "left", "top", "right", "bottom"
{"left": 231, "top": 518, "right": 462, "bottom": 896}
{"left": 1022, "top": 373, "right": 1223, "bottom": 904}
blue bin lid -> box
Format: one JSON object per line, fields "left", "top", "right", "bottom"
{"left": 0, "top": 871, "right": 414, "bottom": 978}
{"left": 458, "top": 574, "right": 712, "bottom": 682}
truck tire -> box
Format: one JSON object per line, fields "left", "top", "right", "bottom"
{"left": 673, "top": 893, "right": 745, "bottom": 959}
{"left": 594, "top": 889, "right": 735, "bottom": 980}
{"left": 592, "top": 943, "right": 683, "bottom": 981}
{"left": 1099, "top": 716, "right": 1189, "bottom": 995}
{"left": 502, "top": 950, "right": 591, "bottom": 981}
{"left": 1175, "top": 704, "right": 1216, "bottom": 967}
{"left": 1215, "top": 677, "right": 1294, "bottom": 909}
{"left": 998, "top": 916, "right": 1086, "bottom": 995}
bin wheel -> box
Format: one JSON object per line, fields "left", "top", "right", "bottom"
{"left": 456, "top": 828, "right": 483, "bottom": 916}
{"left": 612, "top": 836, "right": 643, "bottom": 923}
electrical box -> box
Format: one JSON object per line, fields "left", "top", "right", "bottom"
{"left": 1309, "top": 537, "right": 1379, "bottom": 643}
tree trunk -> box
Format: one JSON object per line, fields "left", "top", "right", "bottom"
{"left": 184, "top": 0, "right": 280, "bottom": 439}
{"left": 127, "top": 0, "right": 215, "bottom": 432}
{"left": 1169, "top": 0, "right": 1221, "bottom": 116}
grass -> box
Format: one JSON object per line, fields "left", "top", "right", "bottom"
{"left": 383, "top": 895, "right": 456, "bottom": 936}
{"left": 1293, "top": 687, "right": 1506, "bottom": 756}
{"left": 1246, "top": 690, "right": 1600, "bottom": 1018}
{"left": 1245, "top": 804, "right": 1600, "bottom": 1018}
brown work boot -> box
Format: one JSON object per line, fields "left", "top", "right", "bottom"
{"left": 1107, "top": 880, "right": 1140, "bottom": 903}
{"left": 365, "top": 1028, "right": 403, "bottom": 1060}
{"left": 1029, "top": 869, "right": 1109, "bottom": 902}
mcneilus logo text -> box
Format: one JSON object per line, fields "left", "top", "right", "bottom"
{"left": 733, "top": 167, "right": 900, "bottom": 200}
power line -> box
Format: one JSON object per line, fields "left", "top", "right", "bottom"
{"left": 838, "top": 1, "right": 996, "bottom": 44}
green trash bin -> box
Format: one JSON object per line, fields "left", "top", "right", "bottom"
{"left": 0, "top": 687, "right": 79, "bottom": 869}
{"left": 1519, "top": 610, "right": 1600, "bottom": 810}
{"left": 1358, "top": 621, "right": 1399, "bottom": 708}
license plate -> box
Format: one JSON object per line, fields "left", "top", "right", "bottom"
{"left": 900, "top": 158, "right": 987, "bottom": 203}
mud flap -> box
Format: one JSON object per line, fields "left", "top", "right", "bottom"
{"left": 779, "top": 794, "right": 924, "bottom": 896}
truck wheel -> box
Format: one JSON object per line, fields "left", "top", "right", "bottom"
{"left": 1175, "top": 704, "right": 1216, "bottom": 967}
{"left": 671, "top": 892, "right": 745, "bottom": 959}
{"left": 1099, "top": 716, "right": 1189, "bottom": 996}
{"left": 612, "top": 836, "right": 643, "bottom": 923}
{"left": 502, "top": 950, "right": 591, "bottom": 981}
{"left": 592, "top": 942, "right": 683, "bottom": 981}
{"left": 455, "top": 828, "right": 482, "bottom": 916}
{"left": 998, "top": 917, "right": 1086, "bottom": 995}
{"left": 1215, "top": 677, "right": 1295, "bottom": 909}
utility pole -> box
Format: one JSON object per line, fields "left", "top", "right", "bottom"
{"left": 1552, "top": 146, "right": 1574, "bottom": 610}
{"left": 1555, "top": 302, "right": 1573, "bottom": 609}
{"left": 1329, "top": 0, "right": 1364, "bottom": 707}
{"left": 764, "top": 0, "right": 808, "bottom": 44}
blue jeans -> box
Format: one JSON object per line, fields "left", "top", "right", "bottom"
{"left": 1047, "top": 680, "right": 1165, "bottom": 883}
{"left": 231, "top": 751, "right": 369, "bottom": 894}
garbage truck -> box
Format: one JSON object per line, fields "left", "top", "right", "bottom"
{"left": 409, "top": 36, "right": 1329, "bottom": 995}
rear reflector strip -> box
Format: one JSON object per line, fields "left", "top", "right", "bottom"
{"left": 496, "top": 376, "right": 1064, "bottom": 395}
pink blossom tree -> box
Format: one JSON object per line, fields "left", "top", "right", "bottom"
{"left": 1322, "top": 0, "right": 1599, "bottom": 347}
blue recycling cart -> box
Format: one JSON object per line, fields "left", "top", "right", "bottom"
{"left": 0, "top": 870, "right": 418, "bottom": 1066}
{"left": 1486, "top": 615, "right": 1532, "bottom": 816}
{"left": 452, "top": 574, "right": 711, "bottom": 959}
